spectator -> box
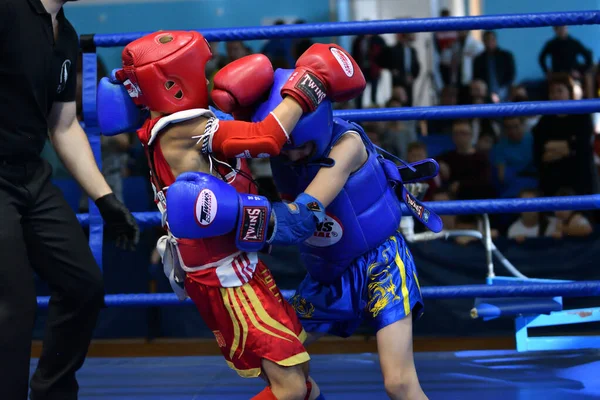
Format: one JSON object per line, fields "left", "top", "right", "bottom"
{"left": 433, "top": 9, "right": 459, "bottom": 86}
{"left": 492, "top": 116, "right": 536, "bottom": 196}
{"left": 437, "top": 119, "right": 496, "bottom": 200}
{"left": 351, "top": 31, "right": 387, "bottom": 108}
{"left": 406, "top": 141, "right": 440, "bottom": 201}
{"left": 426, "top": 85, "right": 458, "bottom": 135}
{"left": 507, "top": 188, "right": 558, "bottom": 242}
{"left": 468, "top": 80, "right": 501, "bottom": 142}
{"left": 292, "top": 19, "right": 314, "bottom": 60}
{"left": 509, "top": 84, "right": 529, "bottom": 102}
{"left": 385, "top": 33, "right": 421, "bottom": 106}
{"left": 539, "top": 26, "right": 593, "bottom": 80}
{"left": 553, "top": 187, "right": 594, "bottom": 238}
{"left": 380, "top": 95, "right": 417, "bottom": 159}
{"left": 362, "top": 121, "right": 384, "bottom": 147}
{"left": 206, "top": 41, "right": 226, "bottom": 80}
{"left": 509, "top": 85, "right": 541, "bottom": 132}
{"left": 432, "top": 188, "right": 456, "bottom": 230}
{"left": 473, "top": 31, "right": 516, "bottom": 102}
{"left": 532, "top": 74, "right": 598, "bottom": 196}
{"left": 261, "top": 19, "right": 294, "bottom": 69}
{"left": 449, "top": 31, "right": 485, "bottom": 101}
{"left": 226, "top": 40, "right": 251, "bottom": 63}
{"left": 476, "top": 130, "right": 496, "bottom": 158}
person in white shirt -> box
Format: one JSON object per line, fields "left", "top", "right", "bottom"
{"left": 508, "top": 188, "right": 558, "bottom": 242}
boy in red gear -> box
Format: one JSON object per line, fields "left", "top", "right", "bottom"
{"left": 105, "top": 30, "right": 365, "bottom": 400}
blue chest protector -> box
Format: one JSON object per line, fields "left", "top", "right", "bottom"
{"left": 271, "top": 118, "right": 403, "bottom": 284}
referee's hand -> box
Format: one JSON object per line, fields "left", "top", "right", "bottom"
{"left": 95, "top": 193, "right": 140, "bottom": 250}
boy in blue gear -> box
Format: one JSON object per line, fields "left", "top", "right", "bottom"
{"left": 248, "top": 69, "right": 441, "bottom": 400}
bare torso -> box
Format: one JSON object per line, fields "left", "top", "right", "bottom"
{"left": 154, "top": 115, "right": 213, "bottom": 179}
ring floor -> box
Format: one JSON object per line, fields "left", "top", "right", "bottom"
{"left": 30, "top": 349, "right": 600, "bottom": 399}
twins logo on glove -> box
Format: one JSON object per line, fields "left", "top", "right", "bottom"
{"left": 239, "top": 198, "right": 269, "bottom": 243}
{"left": 330, "top": 47, "right": 355, "bottom": 77}
{"left": 195, "top": 189, "right": 218, "bottom": 226}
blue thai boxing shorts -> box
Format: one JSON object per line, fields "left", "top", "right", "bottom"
{"left": 289, "top": 232, "right": 424, "bottom": 337}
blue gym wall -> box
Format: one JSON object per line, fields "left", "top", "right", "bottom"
{"left": 482, "top": 0, "right": 600, "bottom": 82}
{"left": 64, "top": 0, "right": 332, "bottom": 71}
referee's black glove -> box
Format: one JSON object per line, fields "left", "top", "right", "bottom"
{"left": 95, "top": 193, "right": 140, "bottom": 250}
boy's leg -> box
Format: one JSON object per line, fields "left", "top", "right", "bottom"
{"left": 377, "top": 316, "right": 427, "bottom": 400}
{"left": 185, "top": 261, "right": 311, "bottom": 399}
{"left": 365, "top": 234, "right": 427, "bottom": 400}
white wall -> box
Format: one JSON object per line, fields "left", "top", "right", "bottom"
{"left": 350, "top": 0, "right": 441, "bottom": 106}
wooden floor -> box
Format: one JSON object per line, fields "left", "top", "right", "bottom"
{"left": 31, "top": 336, "right": 515, "bottom": 358}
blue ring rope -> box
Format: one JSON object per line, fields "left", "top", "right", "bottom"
{"left": 74, "top": 195, "right": 600, "bottom": 229}
{"left": 91, "top": 11, "right": 600, "bottom": 47}
{"left": 333, "top": 100, "right": 600, "bottom": 121}
{"left": 36, "top": 281, "right": 600, "bottom": 308}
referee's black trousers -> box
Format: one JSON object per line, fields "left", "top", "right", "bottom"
{"left": 0, "top": 158, "right": 105, "bottom": 400}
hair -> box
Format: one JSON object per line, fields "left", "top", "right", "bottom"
{"left": 483, "top": 30, "right": 496, "bottom": 40}
{"left": 555, "top": 186, "right": 577, "bottom": 197}
{"left": 407, "top": 141, "right": 427, "bottom": 153}
{"left": 385, "top": 97, "right": 402, "bottom": 107}
{"left": 503, "top": 115, "right": 523, "bottom": 124}
{"left": 478, "top": 129, "right": 496, "bottom": 141}
{"left": 519, "top": 188, "right": 541, "bottom": 198}
{"left": 433, "top": 186, "right": 455, "bottom": 200}
{"left": 452, "top": 118, "right": 472, "bottom": 128}
{"left": 441, "top": 85, "right": 458, "bottom": 97}
{"left": 440, "top": 8, "right": 450, "bottom": 17}
{"left": 548, "top": 72, "right": 575, "bottom": 99}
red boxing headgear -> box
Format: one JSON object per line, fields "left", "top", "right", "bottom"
{"left": 119, "top": 31, "right": 212, "bottom": 114}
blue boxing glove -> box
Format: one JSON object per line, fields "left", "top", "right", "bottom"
{"left": 269, "top": 193, "right": 326, "bottom": 246}
{"left": 97, "top": 69, "right": 147, "bottom": 136}
{"left": 166, "top": 172, "right": 272, "bottom": 252}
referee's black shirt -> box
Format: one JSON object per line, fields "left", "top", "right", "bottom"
{"left": 0, "top": 0, "right": 78, "bottom": 158}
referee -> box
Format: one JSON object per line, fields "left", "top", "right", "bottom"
{"left": 0, "top": 1, "right": 139, "bottom": 399}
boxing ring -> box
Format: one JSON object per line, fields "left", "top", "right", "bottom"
{"left": 34, "top": 10, "right": 600, "bottom": 400}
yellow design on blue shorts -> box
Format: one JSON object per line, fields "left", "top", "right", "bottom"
{"left": 290, "top": 232, "right": 424, "bottom": 337}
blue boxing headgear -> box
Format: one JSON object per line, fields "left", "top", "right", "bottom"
{"left": 252, "top": 69, "right": 333, "bottom": 162}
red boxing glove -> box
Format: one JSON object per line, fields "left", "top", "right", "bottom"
{"left": 281, "top": 44, "right": 366, "bottom": 112}
{"left": 212, "top": 54, "right": 274, "bottom": 121}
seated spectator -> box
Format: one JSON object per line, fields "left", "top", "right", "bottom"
{"left": 492, "top": 116, "right": 536, "bottom": 196}
{"left": 432, "top": 188, "right": 456, "bottom": 230}
{"left": 509, "top": 84, "right": 529, "bottom": 102}
{"left": 362, "top": 121, "right": 383, "bottom": 148}
{"left": 468, "top": 80, "right": 501, "bottom": 142}
{"left": 469, "top": 79, "right": 491, "bottom": 104}
{"left": 292, "top": 20, "right": 314, "bottom": 60}
{"left": 509, "top": 85, "right": 541, "bottom": 132}
{"left": 261, "top": 19, "right": 294, "bottom": 68}
{"left": 380, "top": 95, "right": 417, "bottom": 159}
{"left": 226, "top": 40, "right": 251, "bottom": 63}
{"left": 406, "top": 141, "right": 440, "bottom": 201}
{"left": 476, "top": 130, "right": 496, "bottom": 158}
{"left": 553, "top": 187, "right": 594, "bottom": 238}
{"left": 437, "top": 119, "right": 496, "bottom": 200}
{"left": 507, "top": 188, "right": 558, "bottom": 242}
{"left": 532, "top": 73, "right": 598, "bottom": 196}
{"left": 426, "top": 85, "right": 458, "bottom": 135}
